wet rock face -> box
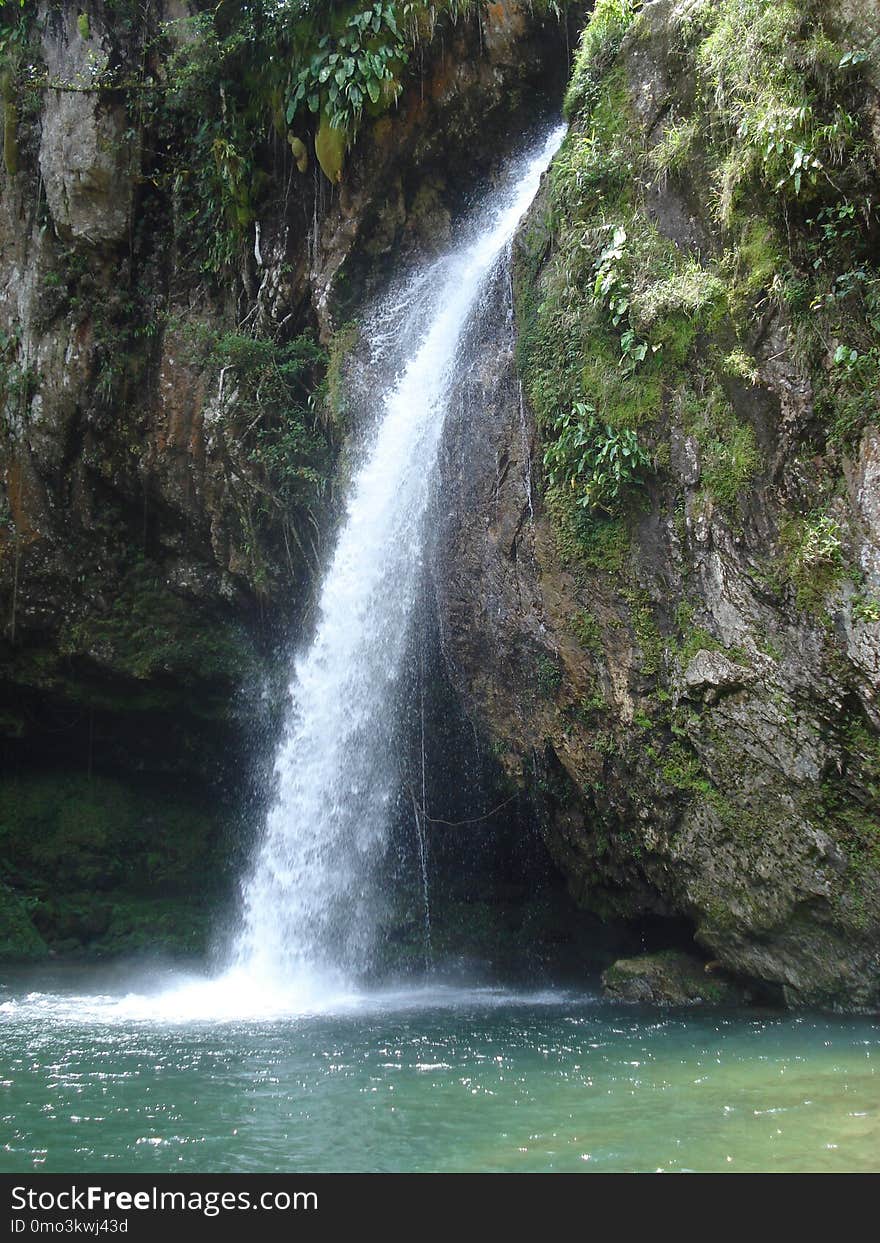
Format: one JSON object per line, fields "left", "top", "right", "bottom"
{"left": 0, "top": 0, "right": 574, "bottom": 694}
{"left": 435, "top": 0, "right": 880, "bottom": 1011}
{"left": 38, "top": 4, "right": 135, "bottom": 244}
{"left": 0, "top": 2, "right": 577, "bottom": 959}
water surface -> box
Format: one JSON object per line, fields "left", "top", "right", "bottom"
{"left": 1, "top": 969, "right": 876, "bottom": 1173}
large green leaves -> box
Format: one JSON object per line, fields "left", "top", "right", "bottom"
{"left": 544, "top": 401, "right": 652, "bottom": 514}
{"left": 285, "top": 4, "right": 408, "bottom": 140}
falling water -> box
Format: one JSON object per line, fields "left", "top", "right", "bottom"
{"left": 232, "top": 124, "right": 567, "bottom": 1000}
{"left": 414, "top": 651, "right": 432, "bottom": 973}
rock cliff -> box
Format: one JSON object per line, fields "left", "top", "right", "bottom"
{"left": 5, "top": 0, "right": 879, "bottom": 1011}
{"left": 0, "top": 0, "right": 574, "bottom": 958}
{"left": 437, "top": 0, "right": 880, "bottom": 1010}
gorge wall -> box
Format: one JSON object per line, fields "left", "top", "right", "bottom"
{"left": 0, "top": 0, "right": 576, "bottom": 960}
{"left": 437, "top": 0, "right": 880, "bottom": 1010}
{"left": 3, "top": 0, "right": 880, "bottom": 1013}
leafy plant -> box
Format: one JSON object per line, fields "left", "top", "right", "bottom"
{"left": 782, "top": 510, "right": 847, "bottom": 611}
{"left": 592, "top": 225, "right": 655, "bottom": 370}
{"left": 287, "top": 4, "right": 408, "bottom": 134}
{"left": 544, "top": 401, "right": 651, "bottom": 514}
{"left": 852, "top": 594, "right": 880, "bottom": 625}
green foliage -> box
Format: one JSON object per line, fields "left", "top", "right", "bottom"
{"left": 852, "top": 593, "right": 880, "bottom": 626}
{"left": 564, "top": 0, "right": 642, "bottom": 119}
{"left": 178, "top": 326, "right": 332, "bottom": 580}
{"left": 536, "top": 652, "right": 563, "bottom": 697}
{"left": 544, "top": 400, "right": 651, "bottom": 515}
{"left": 195, "top": 327, "right": 330, "bottom": 499}
{"left": 0, "top": 0, "right": 28, "bottom": 63}
{"left": 152, "top": 0, "right": 493, "bottom": 272}
{"left": 287, "top": 4, "right": 407, "bottom": 134}
{"left": 0, "top": 771, "right": 216, "bottom": 893}
{"left": 516, "top": 69, "right": 661, "bottom": 557}
{"left": 803, "top": 201, "right": 880, "bottom": 442}
{"left": 2, "top": 90, "right": 16, "bottom": 176}
{"left": 655, "top": 0, "right": 880, "bottom": 448}
{"left": 653, "top": 742, "right": 721, "bottom": 804}
{"left": 782, "top": 510, "right": 846, "bottom": 612}
{"left": 682, "top": 0, "right": 864, "bottom": 220}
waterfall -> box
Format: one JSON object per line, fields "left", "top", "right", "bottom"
{"left": 232, "top": 124, "right": 566, "bottom": 1000}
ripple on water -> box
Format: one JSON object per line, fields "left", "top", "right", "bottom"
{"left": 0, "top": 968, "right": 877, "bottom": 1173}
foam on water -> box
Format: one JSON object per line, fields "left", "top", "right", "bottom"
{"left": 0, "top": 973, "right": 585, "bottom": 1027}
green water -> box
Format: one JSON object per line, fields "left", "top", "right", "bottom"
{"left": 1, "top": 969, "right": 877, "bottom": 1173}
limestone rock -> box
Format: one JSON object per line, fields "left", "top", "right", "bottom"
{"left": 680, "top": 649, "right": 755, "bottom": 703}
{"left": 38, "top": 5, "right": 136, "bottom": 244}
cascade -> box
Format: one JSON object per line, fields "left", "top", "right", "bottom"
{"left": 232, "top": 125, "right": 567, "bottom": 999}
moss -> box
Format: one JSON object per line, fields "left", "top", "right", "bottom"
{"left": 0, "top": 884, "right": 48, "bottom": 962}
{"left": 536, "top": 653, "right": 563, "bottom": 697}
{"left": 701, "top": 422, "right": 761, "bottom": 511}
{"left": 60, "top": 562, "right": 259, "bottom": 690}
{"left": 677, "top": 625, "right": 724, "bottom": 666}
{"left": 518, "top": 66, "right": 641, "bottom": 444}
{"left": 0, "top": 771, "right": 219, "bottom": 895}
{"left": 602, "top": 949, "right": 746, "bottom": 1004}
{"left": 0, "top": 770, "right": 227, "bottom": 959}
{"left": 630, "top": 255, "right": 727, "bottom": 341}
{"left": 314, "top": 111, "right": 346, "bottom": 183}
{"left": 723, "top": 218, "right": 788, "bottom": 310}
{"left": 685, "top": 0, "right": 861, "bottom": 219}
{"left": 677, "top": 381, "right": 763, "bottom": 516}
{"left": 571, "top": 609, "right": 603, "bottom": 654}
{"left": 325, "top": 321, "right": 359, "bottom": 430}
{"left": 98, "top": 895, "right": 216, "bottom": 957}
{"left": 576, "top": 680, "right": 608, "bottom": 718}
{"left": 545, "top": 491, "right": 633, "bottom": 576}
{"left": 656, "top": 742, "right": 713, "bottom": 798}
{"left": 622, "top": 588, "right": 664, "bottom": 677}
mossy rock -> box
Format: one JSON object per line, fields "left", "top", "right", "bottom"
{"left": 0, "top": 885, "right": 49, "bottom": 962}
{"left": 601, "top": 950, "right": 749, "bottom": 1005}
{"left": 60, "top": 563, "right": 259, "bottom": 692}
{"left": 0, "top": 770, "right": 220, "bottom": 894}
{"left": 315, "top": 114, "right": 346, "bottom": 184}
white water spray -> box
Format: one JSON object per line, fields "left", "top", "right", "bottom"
{"left": 228, "top": 125, "right": 566, "bottom": 1004}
